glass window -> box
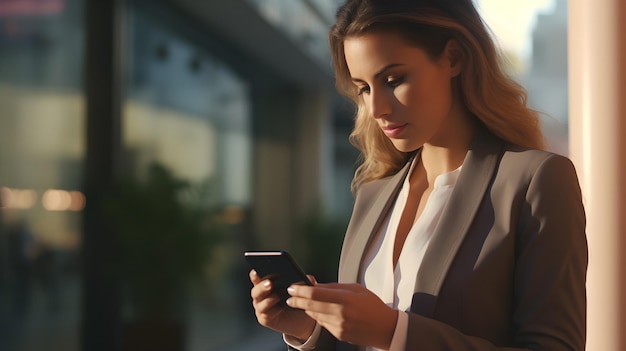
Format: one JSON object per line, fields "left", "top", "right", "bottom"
{"left": 121, "top": 3, "right": 262, "bottom": 350}
{"left": 246, "top": 0, "right": 332, "bottom": 65}
{"left": 0, "top": 0, "right": 85, "bottom": 350}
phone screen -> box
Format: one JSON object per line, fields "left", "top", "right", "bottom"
{"left": 244, "top": 250, "right": 312, "bottom": 305}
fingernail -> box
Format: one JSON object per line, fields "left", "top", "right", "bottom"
{"left": 285, "top": 298, "right": 293, "bottom": 306}
{"left": 263, "top": 280, "right": 271, "bottom": 289}
{"left": 287, "top": 286, "right": 295, "bottom": 295}
{"left": 251, "top": 269, "right": 257, "bottom": 276}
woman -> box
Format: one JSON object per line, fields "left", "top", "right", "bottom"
{"left": 250, "top": 0, "right": 587, "bottom": 350}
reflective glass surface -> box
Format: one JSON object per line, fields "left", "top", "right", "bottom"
{"left": 0, "top": 0, "right": 85, "bottom": 350}
{"left": 122, "top": 3, "right": 263, "bottom": 350}
{"left": 246, "top": 0, "right": 337, "bottom": 65}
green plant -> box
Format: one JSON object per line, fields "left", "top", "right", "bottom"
{"left": 297, "top": 210, "right": 348, "bottom": 283}
{"left": 107, "top": 163, "right": 224, "bottom": 320}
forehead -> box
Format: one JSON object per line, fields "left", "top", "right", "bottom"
{"left": 343, "top": 31, "right": 431, "bottom": 76}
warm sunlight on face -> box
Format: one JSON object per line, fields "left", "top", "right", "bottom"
{"left": 343, "top": 31, "right": 461, "bottom": 152}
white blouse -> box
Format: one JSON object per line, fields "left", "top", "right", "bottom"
{"left": 360, "top": 162, "right": 461, "bottom": 351}
{"left": 285, "top": 161, "right": 462, "bottom": 351}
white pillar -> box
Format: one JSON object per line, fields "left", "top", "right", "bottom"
{"left": 568, "top": 0, "right": 626, "bottom": 350}
{"left": 293, "top": 89, "right": 334, "bottom": 218}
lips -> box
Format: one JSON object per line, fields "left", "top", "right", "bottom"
{"left": 381, "top": 123, "right": 408, "bottom": 138}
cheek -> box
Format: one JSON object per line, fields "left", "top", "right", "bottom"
{"left": 428, "top": 72, "right": 454, "bottom": 106}
{"left": 396, "top": 79, "right": 452, "bottom": 118}
{"left": 429, "top": 81, "right": 453, "bottom": 114}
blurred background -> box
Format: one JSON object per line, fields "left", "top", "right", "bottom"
{"left": 0, "top": 0, "right": 603, "bottom": 350}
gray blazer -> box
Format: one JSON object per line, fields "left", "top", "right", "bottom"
{"left": 312, "top": 129, "right": 587, "bottom": 350}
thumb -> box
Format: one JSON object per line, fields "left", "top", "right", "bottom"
{"left": 319, "top": 282, "right": 366, "bottom": 292}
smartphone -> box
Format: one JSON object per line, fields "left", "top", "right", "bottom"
{"left": 244, "top": 250, "right": 313, "bottom": 306}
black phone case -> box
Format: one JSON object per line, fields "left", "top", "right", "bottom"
{"left": 244, "top": 250, "right": 312, "bottom": 306}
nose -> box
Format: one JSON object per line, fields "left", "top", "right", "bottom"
{"left": 367, "top": 88, "right": 392, "bottom": 119}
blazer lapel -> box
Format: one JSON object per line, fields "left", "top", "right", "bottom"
{"left": 338, "top": 155, "right": 415, "bottom": 283}
{"left": 413, "top": 129, "right": 503, "bottom": 302}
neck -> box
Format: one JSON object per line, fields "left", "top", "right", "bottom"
{"left": 420, "top": 115, "right": 477, "bottom": 183}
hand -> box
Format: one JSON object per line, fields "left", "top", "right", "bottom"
{"left": 286, "top": 283, "right": 398, "bottom": 349}
{"left": 249, "top": 269, "right": 316, "bottom": 341}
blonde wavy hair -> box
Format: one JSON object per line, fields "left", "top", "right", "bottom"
{"left": 329, "top": 0, "right": 545, "bottom": 192}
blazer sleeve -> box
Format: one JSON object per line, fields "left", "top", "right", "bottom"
{"left": 405, "top": 154, "right": 588, "bottom": 350}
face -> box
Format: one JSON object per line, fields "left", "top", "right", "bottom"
{"left": 344, "top": 30, "right": 461, "bottom": 152}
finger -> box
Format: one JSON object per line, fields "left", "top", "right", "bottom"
{"left": 250, "top": 269, "right": 262, "bottom": 284}
{"left": 334, "top": 283, "right": 365, "bottom": 292}
{"left": 251, "top": 282, "right": 283, "bottom": 315}
{"left": 288, "top": 284, "right": 349, "bottom": 303}
{"left": 251, "top": 279, "right": 273, "bottom": 301}
{"left": 254, "top": 293, "right": 282, "bottom": 313}
{"left": 286, "top": 295, "right": 344, "bottom": 316}
{"left": 315, "top": 282, "right": 358, "bottom": 290}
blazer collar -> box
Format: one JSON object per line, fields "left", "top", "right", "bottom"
{"left": 338, "top": 128, "right": 503, "bottom": 299}
{"left": 332, "top": 129, "right": 502, "bottom": 351}
{"left": 414, "top": 128, "right": 503, "bottom": 296}
{"left": 338, "top": 152, "right": 416, "bottom": 283}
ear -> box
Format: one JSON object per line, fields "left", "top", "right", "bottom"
{"left": 443, "top": 39, "right": 463, "bottom": 77}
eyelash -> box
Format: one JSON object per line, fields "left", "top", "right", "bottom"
{"left": 356, "top": 77, "right": 404, "bottom": 96}
{"left": 387, "top": 77, "right": 403, "bottom": 88}
{"left": 357, "top": 86, "right": 369, "bottom": 95}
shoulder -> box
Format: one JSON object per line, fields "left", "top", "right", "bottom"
{"left": 471, "top": 127, "right": 575, "bottom": 176}
{"left": 470, "top": 129, "right": 582, "bottom": 201}
{"left": 501, "top": 143, "right": 568, "bottom": 164}
{"left": 494, "top": 144, "right": 582, "bottom": 205}
{"left": 498, "top": 144, "right": 579, "bottom": 182}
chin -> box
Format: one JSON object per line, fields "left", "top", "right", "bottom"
{"left": 391, "top": 140, "right": 422, "bottom": 153}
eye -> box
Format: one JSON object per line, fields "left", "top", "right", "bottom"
{"left": 386, "top": 76, "right": 404, "bottom": 88}
{"left": 356, "top": 85, "right": 370, "bottom": 96}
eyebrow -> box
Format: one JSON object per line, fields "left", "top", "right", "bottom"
{"left": 350, "top": 63, "right": 405, "bottom": 83}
